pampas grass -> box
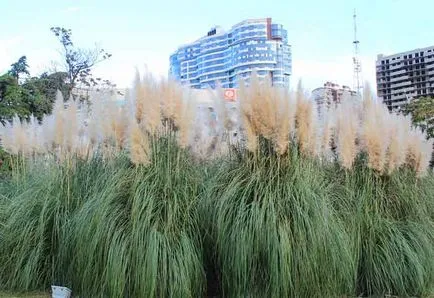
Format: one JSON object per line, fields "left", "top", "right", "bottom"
{"left": 331, "top": 161, "right": 434, "bottom": 297}
{"left": 407, "top": 128, "right": 434, "bottom": 177}
{"left": 295, "top": 94, "right": 317, "bottom": 157}
{"left": 0, "top": 71, "right": 433, "bottom": 297}
{"left": 361, "top": 97, "right": 390, "bottom": 173}
{"left": 205, "top": 146, "right": 355, "bottom": 297}
{"left": 129, "top": 119, "right": 150, "bottom": 166}
{"left": 335, "top": 100, "right": 359, "bottom": 170}
{"left": 385, "top": 114, "right": 409, "bottom": 174}
{"left": 319, "top": 108, "right": 335, "bottom": 160}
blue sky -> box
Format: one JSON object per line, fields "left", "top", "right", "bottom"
{"left": 1, "top": 0, "right": 434, "bottom": 91}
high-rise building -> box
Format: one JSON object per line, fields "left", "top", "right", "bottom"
{"left": 376, "top": 46, "right": 434, "bottom": 111}
{"left": 169, "top": 18, "right": 292, "bottom": 89}
{"left": 312, "top": 81, "right": 358, "bottom": 116}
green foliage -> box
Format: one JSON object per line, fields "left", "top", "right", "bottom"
{"left": 0, "top": 148, "right": 11, "bottom": 179}
{"left": 0, "top": 74, "right": 31, "bottom": 124}
{"left": 8, "top": 56, "right": 30, "bottom": 81}
{"left": 0, "top": 73, "right": 56, "bottom": 124}
{"left": 402, "top": 96, "right": 434, "bottom": 139}
{"left": 29, "top": 72, "right": 69, "bottom": 103}
{"left": 21, "top": 80, "right": 53, "bottom": 121}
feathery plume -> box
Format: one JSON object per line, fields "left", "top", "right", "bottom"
{"left": 406, "top": 128, "right": 433, "bottom": 177}
{"left": 296, "top": 96, "right": 317, "bottom": 157}
{"left": 275, "top": 90, "right": 296, "bottom": 155}
{"left": 361, "top": 99, "right": 389, "bottom": 173}
{"left": 239, "top": 80, "right": 258, "bottom": 152}
{"left": 335, "top": 102, "right": 358, "bottom": 170}
{"left": 12, "top": 115, "right": 27, "bottom": 155}
{"left": 385, "top": 114, "right": 408, "bottom": 174}
{"left": 319, "top": 107, "right": 335, "bottom": 160}
{"left": 53, "top": 91, "right": 65, "bottom": 150}
{"left": 63, "top": 98, "right": 79, "bottom": 152}
{"left": 133, "top": 70, "right": 145, "bottom": 124}
{"left": 129, "top": 119, "right": 150, "bottom": 166}
{"left": 142, "top": 73, "right": 161, "bottom": 134}
{"left": 178, "top": 92, "right": 196, "bottom": 149}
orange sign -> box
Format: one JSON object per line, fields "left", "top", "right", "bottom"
{"left": 224, "top": 89, "right": 236, "bottom": 101}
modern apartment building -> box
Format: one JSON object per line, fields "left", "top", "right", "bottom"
{"left": 376, "top": 46, "right": 434, "bottom": 111}
{"left": 312, "top": 81, "right": 358, "bottom": 115}
{"left": 169, "top": 18, "right": 292, "bottom": 89}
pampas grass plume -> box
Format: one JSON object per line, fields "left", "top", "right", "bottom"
{"left": 129, "top": 119, "right": 150, "bottom": 166}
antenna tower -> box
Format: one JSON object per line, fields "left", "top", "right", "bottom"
{"left": 352, "top": 9, "right": 363, "bottom": 95}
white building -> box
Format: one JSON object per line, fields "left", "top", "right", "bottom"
{"left": 376, "top": 45, "right": 434, "bottom": 111}
{"left": 169, "top": 18, "right": 292, "bottom": 89}
{"left": 312, "top": 82, "right": 358, "bottom": 115}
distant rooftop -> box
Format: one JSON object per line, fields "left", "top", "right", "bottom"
{"left": 177, "top": 17, "right": 274, "bottom": 49}
{"left": 377, "top": 45, "right": 434, "bottom": 59}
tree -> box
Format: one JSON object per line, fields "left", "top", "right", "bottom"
{"left": 21, "top": 78, "right": 53, "bottom": 121}
{"left": 402, "top": 96, "right": 434, "bottom": 167}
{"left": 402, "top": 97, "right": 434, "bottom": 139}
{"left": 0, "top": 74, "right": 31, "bottom": 125}
{"left": 0, "top": 73, "right": 53, "bottom": 124}
{"left": 50, "top": 27, "right": 112, "bottom": 97}
{"left": 8, "top": 56, "right": 30, "bottom": 82}
{"left": 31, "top": 72, "right": 69, "bottom": 102}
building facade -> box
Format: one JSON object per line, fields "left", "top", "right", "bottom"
{"left": 312, "top": 82, "right": 358, "bottom": 115}
{"left": 169, "top": 18, "right": 292, "bottom": 89}
{"left": 376, "top": 46, "right": 434, "bottom": 111}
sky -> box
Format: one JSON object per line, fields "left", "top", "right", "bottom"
{"left": 1, "top": 0, "right": 434, "bottom": 92}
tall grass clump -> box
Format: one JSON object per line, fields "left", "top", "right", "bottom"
{"left": 70, "top": 74, "right": 204, "bottom": 297}
{"left": 328, "top": 88, "right": 434, "bottom": 297}
{"left": 330, "top": 160, "right": 434, "bottom": 297}
{"left": 203, "top": 78, "right": 355, "bottom": 297}
{"left": 0, "top": 73, "right": 205, "bottom": 297}
{"left": 0, "top": 157, "right": 102, "bottom": 291}
{"left": 68, "top": 140, "right": 204, "bottom": 297}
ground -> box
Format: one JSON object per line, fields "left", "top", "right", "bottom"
{"left": 0, "top": 293, "right": 48, "bottom": 298}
